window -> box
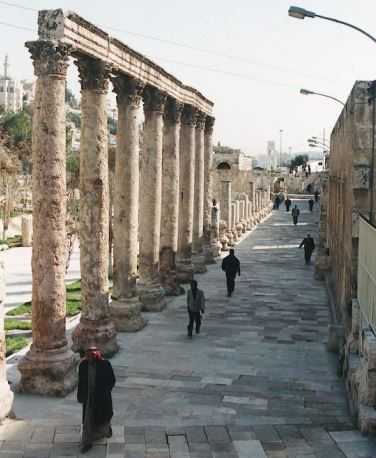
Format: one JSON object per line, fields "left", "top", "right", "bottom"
{"left": 0, "top": 87, "right": 3, "bottom": 92}
{"left": 9, "top": 87, "right": 14, "bottom": 93}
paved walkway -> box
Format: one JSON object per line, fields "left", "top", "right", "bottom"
{"left": 2, "top": 200, "right": 376, "bottom": 457}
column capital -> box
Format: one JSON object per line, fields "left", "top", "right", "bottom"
{"left": 164, "top": 98, "right": 184, "bottom": 124}
{"left": 181, "top": 104, "right": 198, "bottom": 126}
{"left": 205, "top": 116, "right": 215, "bottom": 131}
{"left": 111, "top": 74, "right": 145, "bottom": 108}
{"left": 196, "top": 112, "right": 207, "bottom": 130}
{"left": 75, "top": 57, "right": 111, "bottom": 91}
{"left": 25, "top": 41, "right": 73, "bottom": 77}
{"left": 143, "top": 86, "right": 167, "bottom": 113}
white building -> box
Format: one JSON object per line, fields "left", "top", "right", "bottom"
{"left": 0, "top": 54, "right": 24, "bottom": 112}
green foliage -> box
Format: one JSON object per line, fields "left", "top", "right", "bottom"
{"left": 0, "top": 110, "right": 32, "bottom": 146}
{"left": 290, "top": 154, "right": 309, "bottom": 170}
{"left": 65, "top": 86, "right": 78, "bottom": 107}
{"left": 5, "top": 335, "right": 29, "bottom": 356}
{"left": 4, "top": 319, "right": 31, "bottom": 330}
{"left": 107, "top": 117, "right": 117, "bottom": 135}
{"left": 67, "top": 111, "right": 81, "bottom": 128}
{"left": 66, "top": 156, "right": 80, "bottom": 174}
{"left": 1, "top": 234, "right": 22, "bottom": 248}
{"left": 66, "top": 279, "right": 81, "bottom": 291}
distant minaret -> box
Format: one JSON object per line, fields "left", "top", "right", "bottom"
{"left": 4, "top": 53, "right": 9, "bottom": 79}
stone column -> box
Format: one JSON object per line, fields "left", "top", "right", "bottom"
{"left": 109, "top": 75, "right": 146, "bottom": 331}
{"left": 231, "top": 202, "right": 238, "bottom": 240}
{"left": 18, "top": 41, "right": 78, "bottom": 395}
{"left": 160, "top": 98, "right": 183, "bottom": 295}
{"left": 203, "top": 116, "right": 215, "bottom": 263}
{"left": 210, "top": 203, "right": 222, "bottom": 257}
{"left": 192, "top": 112, "right": 207, "bottom": 273}
{"left": 21, "top": 215, "right": 32, "bottom": 247}
{"left": 248, "top": 182, "right": 256, "bottom": 220}
{"left": 138, "top": 86, "right": 167, "bottom": 310}
{"left": 0, "top": 262, "right": 13, "bottom": 419}
{"left": 72, "top": 57, "right": 118, "bottom": 357}
{"left": 176, "top": 105, "right": 198, "bottom": 282}
{"left": 220, "top": 181, "right": 232, "bottom": 231}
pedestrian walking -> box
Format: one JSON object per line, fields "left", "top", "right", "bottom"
{"left": 291, "top": 205, "right": 300, "bottom": 225}
{"left": 77, "top": 347, "right": 116, "bottom": 454}
{"left": 299, "top": 233, "right": 316, "bottom": 264}
{"left": 285, "top": 197, "right": 292, "bottom": 212}
{"left": 308, "top": 198, "right": 314, "bottom": 212}
{"left": 314, "top": 190, "right": 319, "bottom": 202}
{"left": 222, "top": 248, "right": 241, "bottom": 297}
{"left": 187, "top": 280, "right": 205, "bottom": 337}
{"left": 274, "top": 195, "right": 281, "bottom": 210}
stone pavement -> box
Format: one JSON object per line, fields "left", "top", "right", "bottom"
{"left": 2, "top": 199, "right": 376, "bottom": 457}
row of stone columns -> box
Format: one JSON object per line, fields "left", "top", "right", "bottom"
{"left": 218, "top": 180, "right": 272, "bottom": 250}
{"left": 15, "top": 43, "right": 215, "bottom": 395}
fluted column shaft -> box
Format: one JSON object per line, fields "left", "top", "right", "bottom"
{"left": 109, "top": 75, "right": 146, "bottom": 331}
{"left": 138, "top": 86, "right": 167, "bottom": 311}
{"left": 176, "top": 105, "right": 198, "bottom": 282}
{"left": 203, "top": 117, "right": 215, "bottom": 262}
{"left": 72, "top": 57, "right": 117, "bottom": 357}
{"left": 221, "top": 181, "right": 232, "bottom": 232}
{"left": 18, "top": 41, "right": 78, "bottom": 395}
{"left": 160, "top": 98, "right": 183, "bottom": 294}
{"left": 192, "top": 112, "right": 207, "bottom": 273}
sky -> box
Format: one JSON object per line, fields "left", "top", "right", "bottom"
{"left": 0, "top": 0, "right": 375, "bottom": 157}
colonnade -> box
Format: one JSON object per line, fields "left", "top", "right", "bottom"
{"left": 14, "top": 22, "right": 214, "bottom": 395}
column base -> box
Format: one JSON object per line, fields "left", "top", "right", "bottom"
{"left": 191, "top": 252, "right": 207, "bottom": 273}
{"left": 0, "top": 380, "right": 13, "bottom": 420}
{"left": 203, "top": 243, "right": 216, "bottom": 264}
{"left": 138, "top": 283, "right": 166, "bottom": 312}
{"left": 160, "top": 270, "right": 181, "bottom": 296}
{"left": 72, "top": 317, "right": 118, "bottom": 358}
{"left": 18, "top": 345, "right": 79, "bottom": 396}
{"left": 175, "top": 260, "right": 195, "bottom": 283}
{"left": 109, "top": 297, "right": 147, "bottom": 332}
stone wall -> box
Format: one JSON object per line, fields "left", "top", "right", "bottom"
{"left": 327, "top": 81, "right": 375, "bottom": 329}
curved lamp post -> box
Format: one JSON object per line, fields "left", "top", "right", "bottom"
{"left": 300, "top": 88, "right": 345, "bottom": 106}
{"left": 288, "top": 6, "right": 376, "bottom": 44}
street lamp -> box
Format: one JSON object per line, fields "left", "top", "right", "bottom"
{"left": 288, "top": 6, "right": 376, "bottom": 44}
{"left": 300, "top": 88, "right": 345, "bottom": 106}
{"left": 279, "top": 129, "right": 283, "bottom": 168}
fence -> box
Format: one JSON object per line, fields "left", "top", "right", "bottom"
{"left": 357, "top": 215, "right": 376, "bottom": 334}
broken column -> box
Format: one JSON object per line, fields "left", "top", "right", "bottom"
{"left": 176, "top": 105, "right": 198, "bottom": 282}
{"left": 192, "top": 112, "right": 207, "bottom": 273}
{"left": 21, "top": 215, "right": 32, "bottom": 247}
{"left": 109, "top": 75, "right": 146, "bottom": 331}
{"left": 18, "top": 41, "right": 78, "bottom": 395}
{"left": 138, "top": 86, "right": 167, "bottom": 310}
{"left": 160, "top": 98, "right": 183, "bottom": 295}
{"left": 72, "top": 57, "right": 118, "bottom": 356}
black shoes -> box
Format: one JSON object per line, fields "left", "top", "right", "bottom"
{"left": 80, "top": 444, "right": 92, "bottom": 454}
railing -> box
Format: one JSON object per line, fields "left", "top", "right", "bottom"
{"left": 357, "top": 215, "right": 376, "bottom": 334}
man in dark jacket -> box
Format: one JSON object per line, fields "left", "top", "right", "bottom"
{"left": 299, "top": 233, "right": 315, "bottom": 264}
{"left": 222, "top": 248, "right": 241, "bottom": 297}
{"left": 187, "top": 280, "right": 205, "bottom": 337}
{"left": 292, "top": 205, "right": 300, "bottom": 225}
{"left": 285, "top": 197, "right": 292, "bottom": 212}
{"left": 78, "top": 347, "right": 116, "bottom": 453}
{"left": 308, "top": 198, "right": 314, "bottom": 212}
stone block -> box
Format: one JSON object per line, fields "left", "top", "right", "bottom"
{"left": 353, "top": 165, "right": 370, "bottom": 189}
{"left": 358, "top": 403, "right": 376, "bottom": 435}
{"left": 327, "top": 324, "right": 345, "bottom": 352}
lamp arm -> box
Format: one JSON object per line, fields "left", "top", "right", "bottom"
{"left": 312, "top": 91, "right": 345, "bottom": 106}
{"left": 316, "top": 14, "right": 376, "bottom": 44}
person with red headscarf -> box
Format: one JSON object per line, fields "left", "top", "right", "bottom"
{"left": 77, "top": 346, "right": 116, "bottom": 453}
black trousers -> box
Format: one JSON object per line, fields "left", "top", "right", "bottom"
{"left": 187, "top": 310, "right": 201, "bottom": 335}
{"left": 305, "top": 249, "right": 313, "bottom": 264}
{"left": 226, "top": 272, "right": 236, "bottom": 295}
{"left": 293, "top": 216, "right": 298, "bottom": 225}
{"left": 285, "top": 205, "right": 290, "bottom": 212}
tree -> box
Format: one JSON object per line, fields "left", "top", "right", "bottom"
{"left": 290, "top": 154, "right": 309, "bottom": 171}
{"left": 65, "top": 85, "right": 78, "bottom": 108}
{"left": 67, "top": 111, "right": 81, "bottom": 128}
{"left": 107, "top": 117, "right": 117, "bottom": 135}
{"left": 0, "top": 146, "right": 20, "bottom": 240}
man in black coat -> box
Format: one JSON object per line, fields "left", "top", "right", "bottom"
{"left": 299, "top": 233, "right": 315, "bottom": 264}
{"left": 222, "top": 248, "right": 241, "bottom": 297}
{"left": 285, "top": 197, "right": 292, "bottom": 212}
{"left": 77, "top": 347, "right": 116, "bottom": 453}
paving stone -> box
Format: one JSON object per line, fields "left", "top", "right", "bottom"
{"left": 233, "top": 439, "right": 267, "bottom": 457}
{"left": 30, "top": 426, "right": 55, "bottom": 444}
{"left": 185, "top": 427, "right": 207, "bottom": 444}
{"left": 53, "top": 433, "right": 80, "bottom": 443}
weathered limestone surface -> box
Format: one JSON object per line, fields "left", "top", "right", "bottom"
{"left": 192, "top": 112, "right": 206, "bottom": 273}
{"left": 220, "top": 181, "right": 232, "bottom": 235}
{"left": 203, "top": 117, "right": 215, "bottom": 263}
{"left": 21, "top": 215, "right": 32, "bottom": 247}
{"left": 160, "top": 98, "right": 183, "bottom": 295}
{"left": 72, "top": 57, "right": 118, "bottom": 356}
{"left": 314, "top": 174, "right": 329, "bottom": 281}
{"left": 0, "top": 262, "right": 13, "bottom": 420}
{"left": 138, "top": 86, "right": 166, "bottom": 310}
{"left": 176, "top": 105, "right": 198, "bottom": 282}
{"left": 209, "top": 203, "right": 222, "bottom": 257}
{"left": 109, "top": 75, "right": 146, "bottom": 331}
{"left": 18, "top": 42, "right": 78, "bottom": 395}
